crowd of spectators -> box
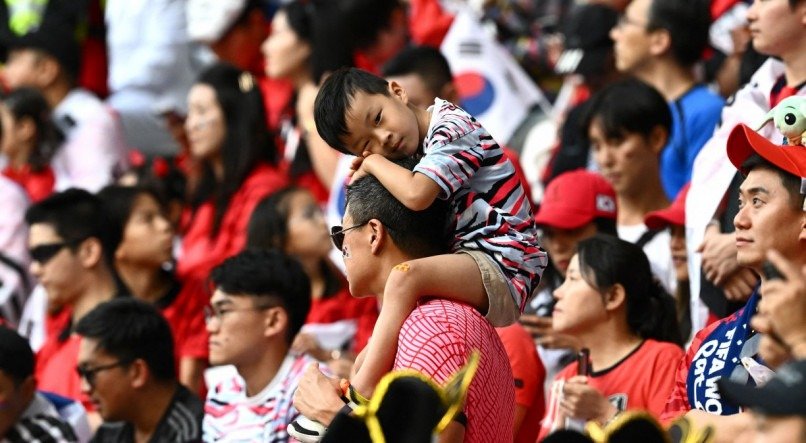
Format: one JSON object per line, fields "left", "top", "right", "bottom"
{"left": 0, "top": 0, "right": 803, "bottom": 442}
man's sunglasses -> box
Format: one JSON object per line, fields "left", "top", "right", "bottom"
{"left": 75, "top": 359, "right": 132, "bottom": 388}
{"left": 29, "top": 241, "right": 80, "bottom": 265}
{"left": 330, "top": 223, "right": 368, "bottom": 250}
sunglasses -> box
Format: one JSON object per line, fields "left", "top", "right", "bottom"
{"left": 330, "top": 223, "right": 368, "bottom": 251}
{"left": 29, "top": 242, "right": 76, "bottom": 265}
{"left": 75, "top": 359, "right": 132, "bottom": 388}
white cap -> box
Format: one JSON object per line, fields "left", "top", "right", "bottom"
{"left": 186, "top": 0, "right": 248, "bottom": 44}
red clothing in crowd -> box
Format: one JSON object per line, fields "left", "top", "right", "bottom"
{"left": 496, "top": 324, "right": 545, "bottom": 443}
{"left": 538, "top": 339, "right": 683, "bottom": 441}
{"left": 305, "top": 278, "right": 378, "bottom": 353}
{"left": 177, "top": 163, "right": 287, "bottom": 284}
{"left": 157, "top": 278, "right": 210, "bottom": 363}
{"left": 36, "top": 333, "right": 89, "bottom": 410}
{"left": 2, "top": 165, "right": 55, "bottom": 202}
{"left": 394, "top": 299, "right": 515, "bottom": 443}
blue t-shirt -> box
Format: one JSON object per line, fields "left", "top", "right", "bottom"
{"left": 661, "top": 85, "right": 724, "bottom": 199}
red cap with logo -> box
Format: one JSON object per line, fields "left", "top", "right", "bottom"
{"left": 644, "top": 183, "right": 690, "bottom": 229}
{"left": 535, "top": 169, "right": 617, "bottom": 230}
{"left": 727, "top": 124, "right": 806, "bottom": 178}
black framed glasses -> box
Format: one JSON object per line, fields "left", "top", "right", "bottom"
{"left": 203, "top": 304, "right": 275, "bottom": 325}
{"left": 76, "top": 360, "right": 131, "bottom": 388}
{"left": 29, "top": 242, "right": 72, "bottom": 265}
{"left": 330, "top": 222, "right": 368, "bottom": 251}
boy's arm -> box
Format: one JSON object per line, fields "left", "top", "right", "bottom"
{"left": 361, "top": 154, "right": 441, "bottom": 211}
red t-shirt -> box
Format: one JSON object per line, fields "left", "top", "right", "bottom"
{"left": 394, "top": 299, "right": 515, "bottom": 443}
{"left": 2, "top": 165, "right": 55, "bottom": 202}
{"left": 36, "top": 333, "right": 90, "bottom": 410}
{"left": 496, "top": 324, "right": 545, "bottom": 443}
{"left": 177, "top": 162, "right": 288, "bottom": 283}
{"left": 158, "top": 278, "right": 210, "bottom": 362}
{"left": 538, "top": 339, "right": 683, "bottom": 441}
{"left": 305, "top": 279, "right": 378, "bottom": 353}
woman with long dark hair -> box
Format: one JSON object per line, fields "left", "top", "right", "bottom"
{"left": 538, "top": 235, "right": 683, "bottom": 440}
{"left": 178, "top": 62, "right": 287, "bottom": 284}
{"left": 247, "top": 186, "right": 377, "bottom": 376}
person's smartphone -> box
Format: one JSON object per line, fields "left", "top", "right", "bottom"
{"left": 577, "top": 348, "right": 591, "bottom": 376}
{"left": 762, "top": 260, "right": 785, "bottom": 281}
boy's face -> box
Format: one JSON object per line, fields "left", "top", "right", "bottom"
{"left": 341, "top": 82, "right": 423, "bottom": 159}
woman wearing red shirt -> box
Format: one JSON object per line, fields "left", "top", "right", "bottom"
{"left": 178, "top": 63, "right": 287, "bottom": 284}
{"left": 539, "top": 235, "right": 683, "bottom": 440}
{"left": 0, "top": 87, "right": 62, "bottom": 202}
{"left": 246, "top": 186, "right": 378, "bottom": 377}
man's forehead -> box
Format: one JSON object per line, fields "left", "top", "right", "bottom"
{"left": 740, "top": 168, "right": 781, "bottom": 193}
{"left": 28, "top": 223, "right": 61, "bottom": 243}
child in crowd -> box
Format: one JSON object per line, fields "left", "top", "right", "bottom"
{"left": 0, "top": 87, "right": 63, "bottom": 202}
{"left": 294, "top": 67, "right": 547, "bottom": 435}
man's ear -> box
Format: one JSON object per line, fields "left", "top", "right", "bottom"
{"left": 367, "top": 219, "right": 387, "bottom": 255}
{"left": 648, "top": 125, "right": 668, "bottom": 155}
{"left": 78, "top": 237, "right": 104, "bottom": 269}
{"left": 388, "top": 80, "right": 409, "bottom": 105}
{"left": 34, "top": 55, "right": 61, "bottom": 88}
{"left": 263, "top": 307, "right": 288, "bottom": 339}
{"left": 130, "top": 359, "right": 150, "bottom": 389}
{"left": 439, "top": 81, "right": 459, "bottom": 104}
{"left": 648, "top": 28, "right": 672, "bottom": 58}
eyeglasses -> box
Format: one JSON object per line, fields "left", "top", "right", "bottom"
{"left": 76, "top": 360, "right": 131, "bottom": 388}
{"left": 204, "top": 304, "right": 273, "bottom": 325}
{"left": 29, "top": 240, "right": 80, "bottom": 265}
{"left": 330, "top": 222, "right": 368, "bottom": 251}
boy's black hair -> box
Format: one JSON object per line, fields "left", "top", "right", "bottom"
{"left": 75, "top": 298, "right": 176, "bottom": 382}
{"left": 25, "top": 188, "right": 121, "bottom": 270}
{"left": 381, "top": 46, "right": 452, "bottom": 98}
{"left": 646, "top": 0, "right": 711, "bottom": 67}
{"left": 0, "top": 326, "right": 35, "bottom": 385}
{"left": 345, "top": 158, "right": 452, "bottom": 259}
{"left": 97, "top": 184, "right": 166, "bottom": 249}
{"left": 314, "top": 67, "right": 390, "bottom": 154}
{"left": 210, "top": 249, "right": 311, "bottom": 344}
{"left": 189, "top": 62, "right": 279, "bottom": 238}
{"left": 740, "top": 153, "right": 803, "bottom": 211}
{"left": 577, "top": 235, "right": 683, "bottom": 346}
{"left": 1, "top": 87, "right": 63, "bottom": 171}
{"left": 580, "top": 78, "right": 672, "bottom": 143}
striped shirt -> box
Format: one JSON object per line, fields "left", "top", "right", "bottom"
{"left": 414, "top": 99, "right": 547, "bottom": 314}
{"left": 4, "top": 393, "right": 78, "bottom": 443}
{"left": 203, "top": 354, "right": 316, "bottom": 442}
{"left": 91, "top": 385, "right": 203, "bottom": 443}
{"left": 394, "top": 299, "right": 515, "bottom": 442}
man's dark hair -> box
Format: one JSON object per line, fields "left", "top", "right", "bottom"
{"left": 314, "top": 67, "right": 390, "bottom": 154}
{"left": 646, "top": 0, "right": 711, "bottom": 67}
{"left": 341, "top": 0, "right": 403, "bottom": 50}
{"left": 580, "top": 77, "right": 672, "bottom": 143}
{"left": 381, "top": 46, "right": 452, "bottom": 98}
{"left": 75, "top": 298, "right": 176, "bottom": 382}
{"left": 741, "top": 153, "right": 803, "bottom": 211}
{"left": 346, "top": 158, "right": 452, "bottom": 258}
{"left": 0, "top": 326, "right": 35, "bottom": 385}
{"left": 210, "top": 249, "right": 311, "bottom": 344}
{"left": 25, "top": 188, "right": 121, "bottom": 270}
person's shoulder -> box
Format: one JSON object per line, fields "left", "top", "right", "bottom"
{"left": 92, "top": 421, "right": 129, "bottom": 442}
{"left": 640, "top": 339, "right": 685, "bottom": 360}
{"left": 426, "top": 99, "right": 481, "bottom": 144}
{"left": 685, "top": 85, "right": 725, "bottom": 111}
{"left": 239, "top": 163, "right": 289, "bottom": 195}
{"left": 164, "top": 385, "right": 203, "bottom": 441}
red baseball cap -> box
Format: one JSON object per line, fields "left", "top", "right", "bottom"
{"left": 727, "top": 124, "right": 806, "bottom": 178}
{"left": 644, "top": 183, "right": 690, "bottom": 229}
{"left": 535, "top": 169, "right": 617, "bottom": 230}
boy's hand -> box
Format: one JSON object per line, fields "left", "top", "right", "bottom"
{"left": 349, "top": 152, "right": 379, "bottom": 183}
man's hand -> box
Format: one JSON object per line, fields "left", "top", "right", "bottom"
{"left": 754, "top": 250, "right": 806, "bottom": 359}
{"left": 293, "top": 364, "right": 344, "bottom": 426}
{"left": 560, "top": 376, "right": 617, "bottom": 423}
{"left": 721, "top": 268, "right": 759, "bottom": 302}
{"left": 520, "top": 314, "right": 581, "bottom": 350}
{"left": 698, "top": 226, "right": 740, "bottom": 285}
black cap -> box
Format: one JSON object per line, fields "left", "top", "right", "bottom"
{"left": 7, "top": 22, "right": 80, "bottom": 80}
{"left": 0, "top": 326, "right": 35, "bottom": 383}
{"left": 555, "top": 4, "right": 618, "bottom": 76}
{"left": 718, "top": 359, "right": 806, "bottom": 416}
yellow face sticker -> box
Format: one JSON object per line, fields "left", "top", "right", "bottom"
{"left": 393, "top": 263, "right": 410, "bottom": 272}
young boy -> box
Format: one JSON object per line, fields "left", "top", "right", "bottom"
{"left": 298, "top": 67, "right": 546, "bottom": 434}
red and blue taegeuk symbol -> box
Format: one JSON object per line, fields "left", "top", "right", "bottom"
{"left": 454, "top": 72, "right": 495, "bottom": 115}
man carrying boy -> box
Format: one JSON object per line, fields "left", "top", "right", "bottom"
{"left": 291, "top": 164, "right": 515, "bottom": 442}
